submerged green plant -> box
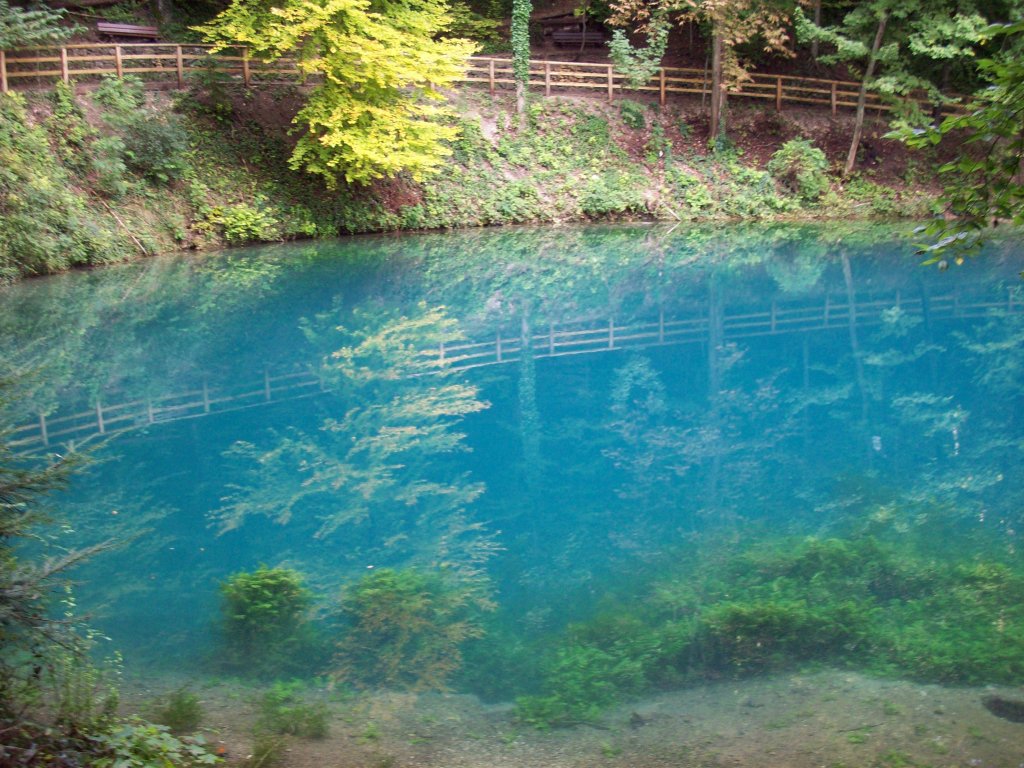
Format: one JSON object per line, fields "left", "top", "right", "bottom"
{"left": 254, "top": 681, "right": 329, "bottom": 739}
{"left": 333, "top": 567, "right": 488, "bottom": 691}
{"left": 218, "top": 566, "right": 315, "bottom": 676}
{"left": 516, "top": 643, "right": 646, "bottom": 727}
{"left": 509, "top": 532, "right": 1024, "bottom": 727}
{"left": 154, "top": 687, "right": 203, "bottom": 735}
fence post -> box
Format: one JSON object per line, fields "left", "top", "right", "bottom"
{"left": 242, "top": 47, "right": 251, "bottom": 86}
{"left": 659, "top": 67, "right": 666, "bottom": 106}
{"left": 488, "top": 58, "right": 495, "bottom": 97}
{"left": 38, "top": 413, "right": 49, "bottom": 446}
{"left": 60, "top": 47, "right": 69, "bottom": 84}
{"left": 830, "top": 81, "right": 837, "bottom": 116}
{"left": 607, "top": 63, "right": 614, "bottom": 103}
{"left": 175, "top": 45, "right": 184, "bottom": 88}
{"left": 544, "top": 60, "right": 550, "bottom": 97}
{"left": 115, "top": 45, "right": 123, "bottom": 78}
{"left": 775, "top": 75, "right": 783, "bottom": 112}
{"left": 96, "top": 402, "right": 105, "bottom": 435}
{"left": 1, "top": 51, "right": 7, "bottom": 93}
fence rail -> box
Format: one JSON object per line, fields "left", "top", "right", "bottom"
{"left": 9, "top": 289, "right": 1017, "bottom": 452}
{"left": 0, "top": 43, "right": 953, "bottom": 115}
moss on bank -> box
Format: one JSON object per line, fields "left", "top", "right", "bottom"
{"left": 0, "top": 79, "right": 941, "bottom": 284}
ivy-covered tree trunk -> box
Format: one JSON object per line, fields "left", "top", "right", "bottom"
{"left": 844, "top": 11, "right": 888, "bottom": 177}
{"left": 511, "top": 0, "right": 531, "bottom": 115}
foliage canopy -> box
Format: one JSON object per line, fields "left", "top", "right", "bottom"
{"left": 0, "top": 0, "right": 74, "bottom": 49}
{"left": 199, "top": 0, "right": 477, "bottom": 186}
{"left": 895, "top": 21, "right": 1024, "bottom": 262}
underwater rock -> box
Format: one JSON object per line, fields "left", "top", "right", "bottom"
{"left": 629, "top": 712, "right": 650, "bottom": 729}
{"left": 982, "top": 695, "right": 1024, "bottom": 723}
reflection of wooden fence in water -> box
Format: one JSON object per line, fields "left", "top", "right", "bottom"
{"left": 9, "top": 289, "right": 1020, "bottom": 451}
{"left": 0, "top": 44, "right": 955, "bottom": 114}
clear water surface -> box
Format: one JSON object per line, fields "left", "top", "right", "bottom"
{"left": 2, "top": 223, "right": 1023, "bottom": 751}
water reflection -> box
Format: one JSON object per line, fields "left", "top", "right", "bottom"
{"left": 0, "top": 223, "right": 1021, "bottom": 698}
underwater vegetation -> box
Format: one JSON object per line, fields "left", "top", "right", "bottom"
{"left": 218, "top": 566, "right": 320, "bottom": 677}
{"left": 153, "top": 687, "right": 203, "bottom": 735}
{"left": 508, "top": 535, "right": 1024, "bottom": 727}
{"left": 254, "top": 681, "right": 329, "bottom": 739}
{"left": 208, "top": 535, "right": 1024, "bottom": 729}
{"left": 214, "top": 564, "right": 491, "bottom": 692}
{"left": 333, "top": 568, "right": 490, "bottom": 691}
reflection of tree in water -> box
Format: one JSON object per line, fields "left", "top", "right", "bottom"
{"left": 0, "top": 249, "right": 294, "bottom": 416}
{"left": 212, "top": 304, "right": 497, "bottom": 590}
{"left": 900, "top": 298, "right": 1024, "bottom": 540}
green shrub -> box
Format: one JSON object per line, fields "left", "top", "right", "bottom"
{"left": 619, "top": 99, "right": 646, "bottom": 130}
{"left": 485, "top": 179, "right": 543, "bottom": 224}
{"left": 183, "top": 64, "right": 236, "bottom": 123}
{"left": 90, "top": 135, "right": 129, "bottom": 198}
{"left": 47, "top": 80, "right": 94, "bottom": 169}
{"left": 333, "top": 568, "right": 485, "bottom": 691}
{"left": 154, "top": 687, "right": 203, "bottom": 735}
{"left": 573, "top": 114, "right": 612, "bottom": 149}
{"left": 767, "top": 139, "right": 830, "bottom": 202}
{"left": 699, "top": 599, "right": 869, "bottom": 672}
{"left": 255, "top": 681, "right": 329, "bottom": 739}
{"left": 245, "top": 732, "right": 286, "bottom": 768}
{"left": 644, "top": 124, "right": 670, "bottom": 164}
{"left": 447, "top": 1, "right": 503, "bottom": 49}
{"left": 93, "top": 717, "right": 219, "bottom": 767}
{"left": 845, "top": 177, "right": 899, "bottom": 215}
{"left": 121, "top": 116, "right": 189, "bottom": 184}
{"left": 579, "top": 170, "right": 647, "bottom": 217}
{"left": 219, "top": 566, "right": 313, "bottom": 674}
{"left": 515, "top": 644, "right": 646, "bottom": 728}
{"left": 205, "top": 202, "right": 281, "bottom": 244}
{"left": 0, "top": 92, "right": 130, "bottom": 281}
{"left": 93, "top": 74, "right": 145, "bottom": 116}
{"left": 665, "top": 166, "right": 713, "bottom": 212}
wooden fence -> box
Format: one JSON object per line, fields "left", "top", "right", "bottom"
{"left": 8, "top": 287, "right": 1018, "bottom": 452}
{"left": 0, "top": 43, "right": 949, "bottom": 115}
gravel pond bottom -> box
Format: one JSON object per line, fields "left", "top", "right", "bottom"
{"left": 122, "top": 669, "right": 1024, "bottom": 768}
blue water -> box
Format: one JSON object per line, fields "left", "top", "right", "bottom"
{"left": 2, "top": 223, "right": 1022, "bottom": 692}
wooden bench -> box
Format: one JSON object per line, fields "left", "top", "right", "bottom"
{"left": 551, "top": 30, "right": 607, "bottom": 47}
{"left": 96, "top": 22, "right": 160, "bottom": 41}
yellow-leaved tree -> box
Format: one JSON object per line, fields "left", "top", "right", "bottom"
{"left": 198, "top": 0, "right": 477, "bottom": 186}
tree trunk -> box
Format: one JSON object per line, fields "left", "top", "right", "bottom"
{"left": 811, "top": 0, "right": 821, "bottom": 60}
{"left": 153, "top": 0, "right": 173, "bottom": 25}
{"left": 844, "top": 12, "right": 888, "bottom": 177}
{"left": 709, "top": 30, "right": 724, "bottom": 143}
{"left": 577, "top": 10, "right": 587, "bottom": 61}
